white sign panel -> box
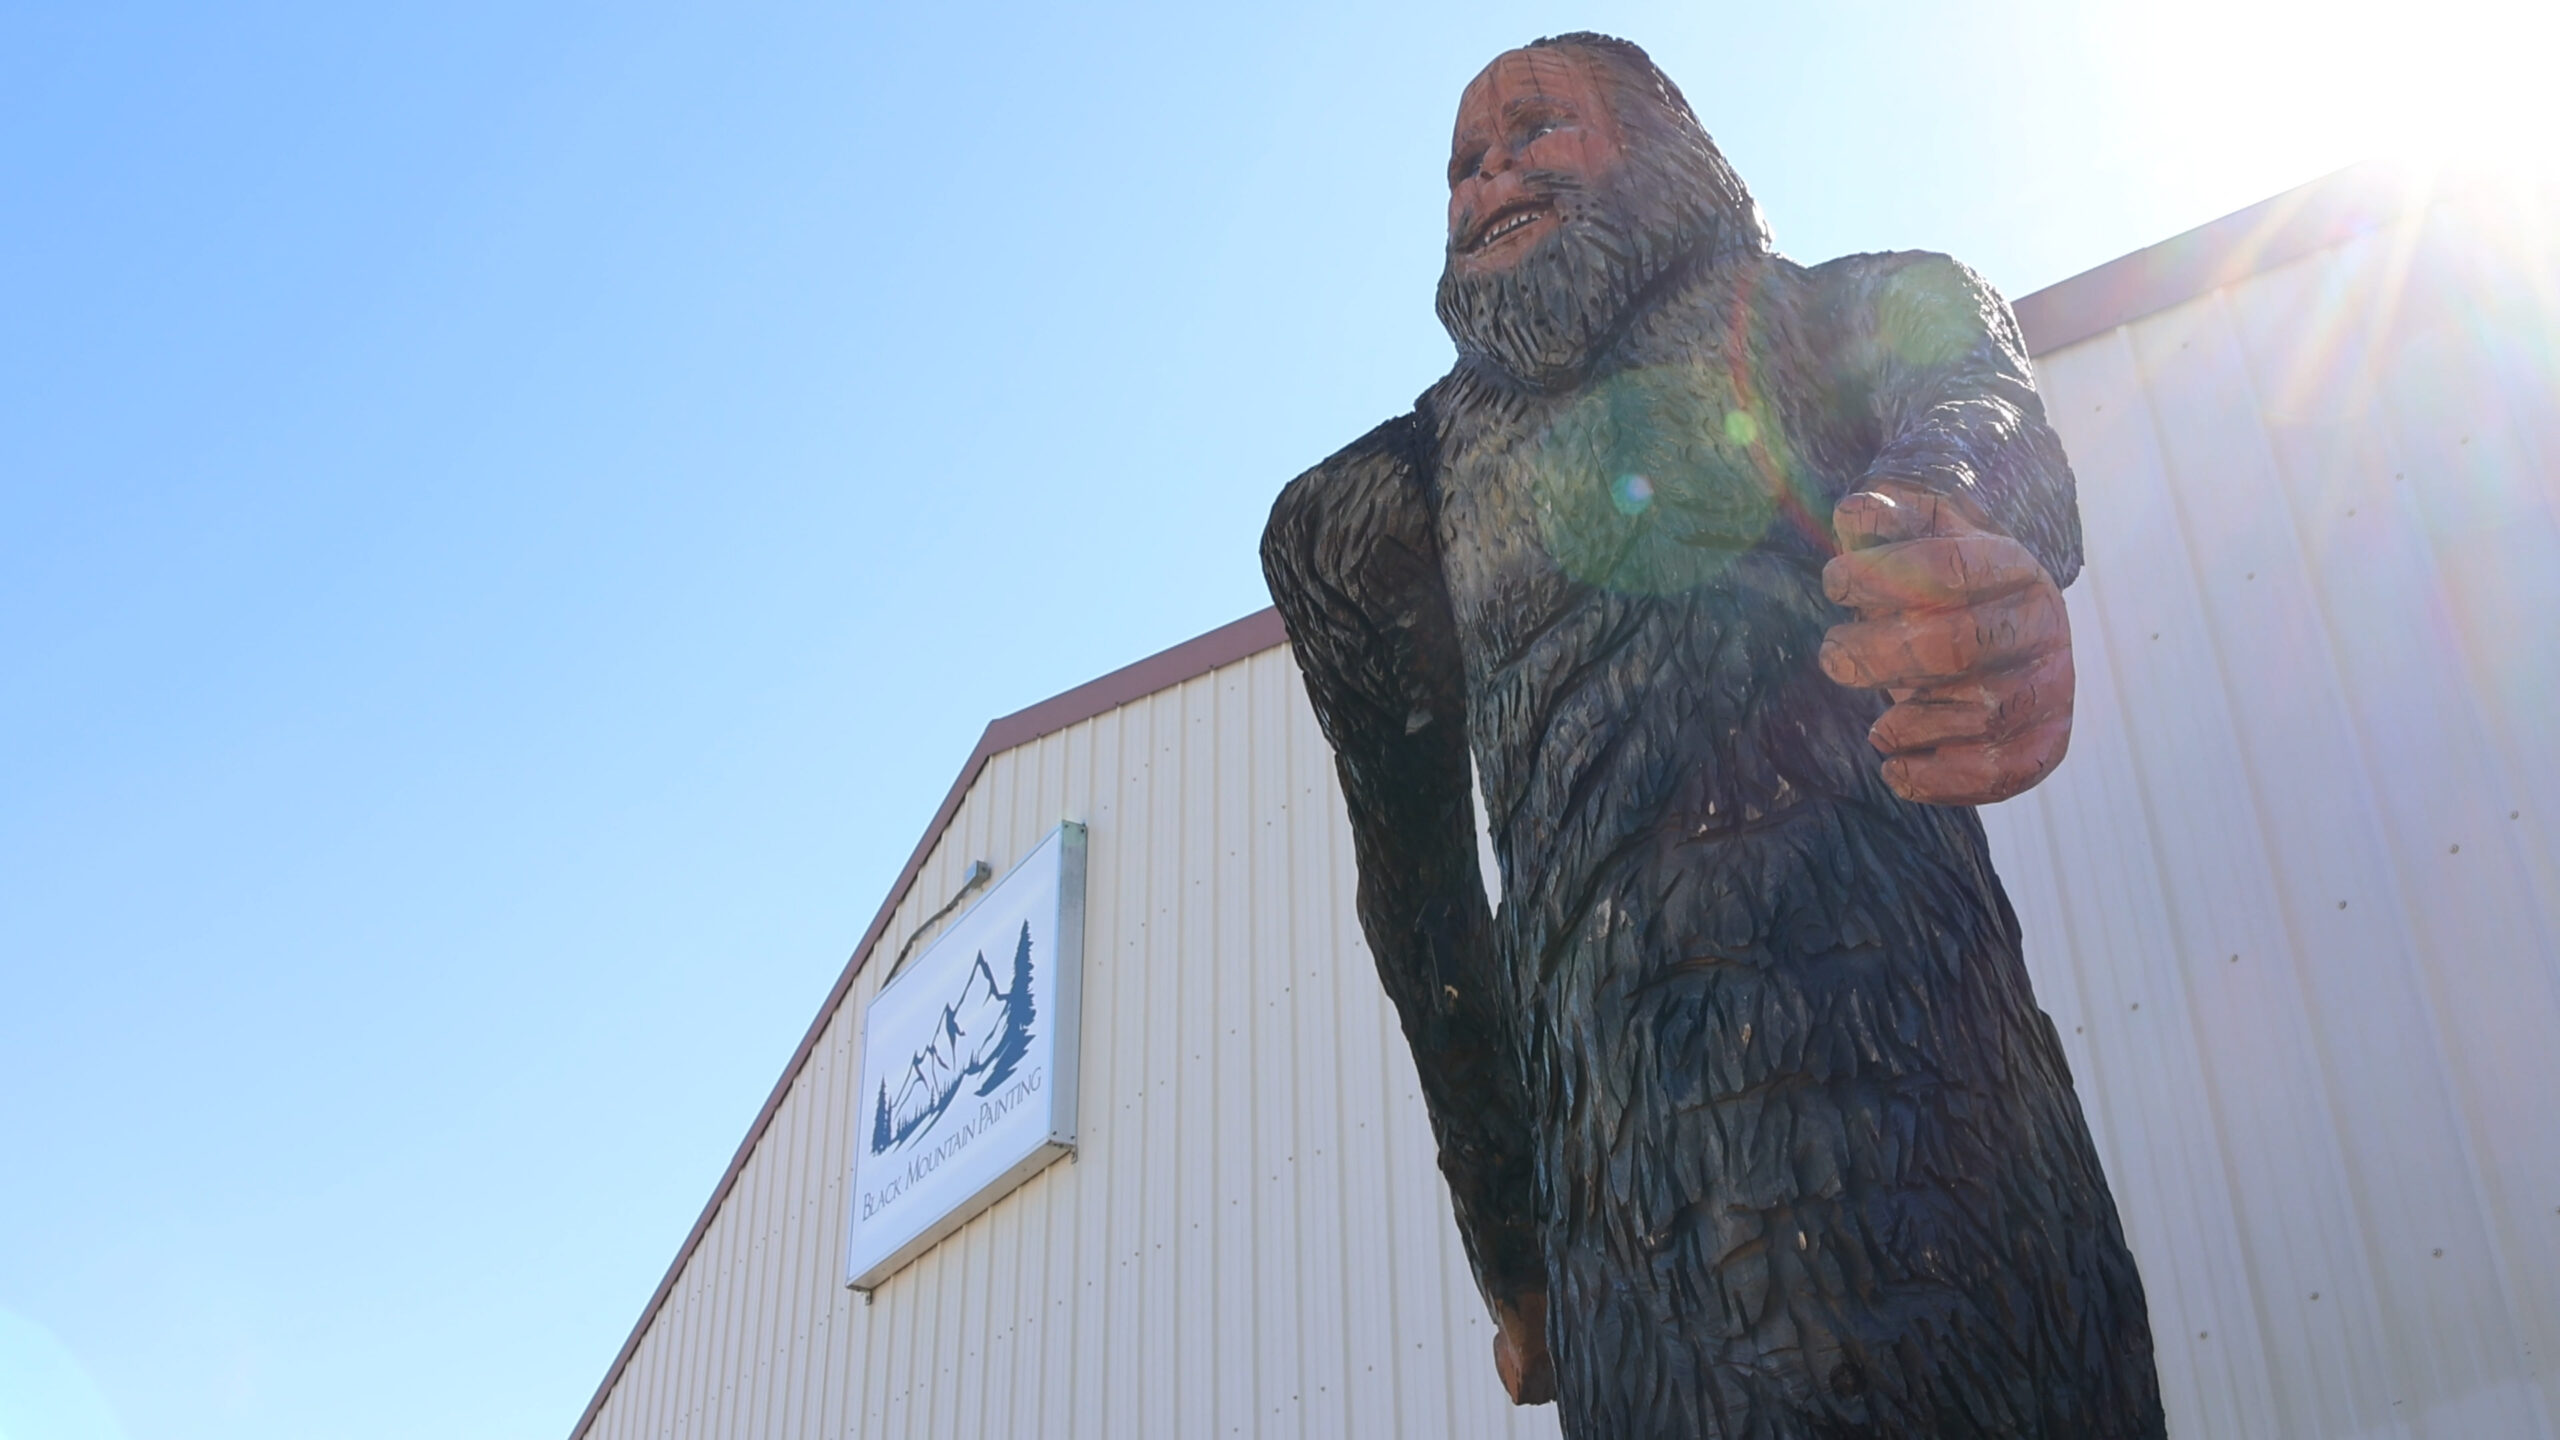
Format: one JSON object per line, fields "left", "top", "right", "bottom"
{"left": 846, "top": 823, "right": 1084, "bottom": 1289}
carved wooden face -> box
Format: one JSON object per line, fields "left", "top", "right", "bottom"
{"left": 1446, "top": 48, "right": 1628, "bottom": 276}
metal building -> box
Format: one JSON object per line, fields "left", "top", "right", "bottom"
{"left": 570, "top": 163, "right": 2560, "bottom": 1439}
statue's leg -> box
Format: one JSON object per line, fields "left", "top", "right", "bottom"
{"left": 1530, "top": 819, "right": 2163, "bottom": 1439}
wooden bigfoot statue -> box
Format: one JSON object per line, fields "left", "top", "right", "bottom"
{"left": 1262, "top": 34, "right": 2165, "bottom": 1440}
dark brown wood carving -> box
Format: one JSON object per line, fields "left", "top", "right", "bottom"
{"left": 1261, "top": 34, "right": 2164, "bottom": 1440}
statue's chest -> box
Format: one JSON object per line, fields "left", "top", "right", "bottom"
{"left": 1433, "top": 358, "right": 1834, "bottom": 668}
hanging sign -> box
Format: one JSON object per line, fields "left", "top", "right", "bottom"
{"left": 845, "top": 823, "right": 1085, "bottom": 1290}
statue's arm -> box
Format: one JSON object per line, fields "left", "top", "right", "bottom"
{"left": 1820, "top": 250, "right": 2082, "bottom": 583}
{"left": 1811, "top": 252, "right": 2082, "bottom": 804}
{"left": 1259, "top": 413, "right": 1548, "bottom": 1335}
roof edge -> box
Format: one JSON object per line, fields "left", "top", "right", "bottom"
{"left": 2011, "top": 157, "right": 2417, "bottom": 354}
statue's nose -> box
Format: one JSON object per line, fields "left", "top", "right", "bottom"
{"left": 1451, "top": 155, "right": 1526, "bottom": 241}
{"left": 1470, "top": 165, "right": 1530, "bottom": 211}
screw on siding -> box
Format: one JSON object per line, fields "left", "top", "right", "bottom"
{"left": 2230, "top": 954, "right": 2240, "bottom": 963}
{"left": 2310, "top": 1292, "right": 2320, "bottom": 1300}
{"left": 2433, "top": 1248, "right": 2445, "bottom": 1258}
{"left": 2451, "top": 844, "right": 2461, "bottom": 853}
{"left": 2339, "top": 900, "right": 2348, "bottom": 909}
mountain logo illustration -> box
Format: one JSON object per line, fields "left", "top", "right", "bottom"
{"left": 868, "top": 922, "right": 1038, "bottom": 1156}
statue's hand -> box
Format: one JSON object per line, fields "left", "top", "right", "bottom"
{"left": 1819, "top": 479, "right": 2073, "bottom": 805}
{"left": 1490, "top": 1290, "right": 1555, "bottom": 1406}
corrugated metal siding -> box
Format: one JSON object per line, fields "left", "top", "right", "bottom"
{"left": 585, "top": 185, "right": 2558, "bottom": 1440}
{"left": 1983, "top": 194, "right": 2560, "bottom": 1438}
{"left": 584, "top": 648, "right": 1562, "bottom": 1440}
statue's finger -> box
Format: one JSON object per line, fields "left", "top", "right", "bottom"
{"left": 1820, "top": 584, "right": 2066, "bottom": 689}
{"left": 1491, "top": 1292, "right": 1556, "bottom": 1406}
{"left": 1832, "top": 477, "right": 1995, "bottom": 550}
{"left": 1831, "top": 486, "right": 1942, "bottom": 550}
{"left": 1871, "top": 694, "right": 1999, "bottom": 753}
{"left": 1879, "top": 716, "right": 2072, "bottom": 806}
{"left": 1868, "top": 646, "right": 2073, "bottom": 754}
{"left": 1824, "top": 534, "right": 2047, "bottom": 611}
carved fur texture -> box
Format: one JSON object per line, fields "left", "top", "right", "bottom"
{"left": 1262, "top": 39, "right": 2162, "bottom": 1438}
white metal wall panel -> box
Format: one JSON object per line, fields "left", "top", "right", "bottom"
{"left": 585, "top": 185, "right": 2558, "bottom": 1440}
{"left": 1984, "top": 193, "right": 2560, "bottom": 1439}
{"left": 583, "top": 648, "right": 1561, "bottom": 1440}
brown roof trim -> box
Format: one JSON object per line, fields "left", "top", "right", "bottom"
{"left": 2012, "top": 158, "right": 2409, "bottom": 355}
{"left": 573, "top": 157, "right": 2431, "bottom": 1440}
{"left": 567, "top": 605, "right": 1288, "bottom": 1440}
{"left": 975, "top": 607, "right": 1291, "bottom": 761}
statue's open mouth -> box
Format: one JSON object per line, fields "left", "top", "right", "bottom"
{"left": 1465, "top": 199, "right": 1556, "bottom": 255}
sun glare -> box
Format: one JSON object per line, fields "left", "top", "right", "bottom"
{"left": 2100, "top": 0, "right": 2560, "bottom": 210}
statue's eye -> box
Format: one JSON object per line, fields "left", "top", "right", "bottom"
{"left": 1516, "top": 111, "right": 1568, "bottom": 145}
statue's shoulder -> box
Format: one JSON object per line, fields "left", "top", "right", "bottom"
{"left": 1803, "top": 248, "right": 1989, "bottom": 299}
{"left": 1261, "top": 408, "right": 1452, "bottom": 648}
{"left": 1262, "top": 410, "right": 1434, "bottom": 563}
{"left": 1802, "top": 249, "right": 2021, "bottom": 351}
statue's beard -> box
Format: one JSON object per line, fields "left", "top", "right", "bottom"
{"left": 1436, "top": 148, "right": 1746, "bottom": 392}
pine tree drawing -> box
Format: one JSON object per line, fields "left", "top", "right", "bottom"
{"left": 870, "top": 1080, "right": 894, "bottom": 1154}
{"left": 976, "top": 922, "right": 1038, "bottom": 1093}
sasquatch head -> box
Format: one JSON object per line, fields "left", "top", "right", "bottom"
{"left": 1436, "top": 34, "right": 1770, "bottom": 392}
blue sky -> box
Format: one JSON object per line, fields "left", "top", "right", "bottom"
{"left": 1, "top": 2, "right": 2533, "bottom": 1437}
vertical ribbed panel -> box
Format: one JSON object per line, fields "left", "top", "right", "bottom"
{"left": 1985, "top": 194, "right": 2560, "bottom": 1438}
{"left": 585, "top": 647, "right": 1561, "bottom": 1440}
{"left": 585, "top": 189, "right": 2557, "bottom": 1440}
